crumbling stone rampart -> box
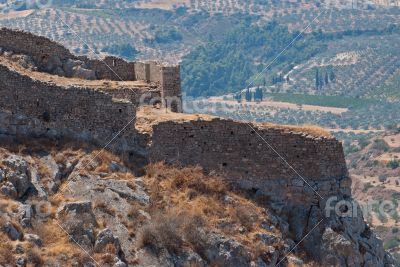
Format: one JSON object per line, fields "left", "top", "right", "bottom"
{"left": 0, "top": 28, "right": 349, "bottom": 204}
{"left": 0, "top": 63, "right": 137, "bottom": 149}
{"left": 149, "top": 119, "right": 350, "bottom": 205}
{"left": 0, "top": 28, "right": 182, "bottom": 111}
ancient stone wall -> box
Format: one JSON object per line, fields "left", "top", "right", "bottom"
{"left": 149, "top": 119, "right": 350, "bottom": 205}
{"left": 160, "top": 65, "right": 182, "bottom": 112}
{"left": 82, "top": 56, "right": 136, "bottom": 81}
{"left": 0, "top": 64, "right": 137, "bottom": 149}
{"left": 101, "top": 88, "right": 162, "bottom": 106}
{"left": 0, "top": 28, "right": 182, "bottom": 111}
{"left": 134, "top": 62, "right": 150, "bottom": 82}
{"left": 0, "top": 28, "right": 74, "bottom": 72}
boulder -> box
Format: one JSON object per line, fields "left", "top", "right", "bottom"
{"left": 57, "top": 201, "right": 96, "bottom": 249}
{"left": 0, "top": 168, "right": 4, "bottom": 182}
{"left": 2, "top": 155, "right": 32, "bottom": 198}
{"left": 255, "top": 233, "right": 279, "bottom": 245}
{"left": 0, "top": 181, "right": 17, "bottom": 198}
{"left": 3, "top": 222, "right": 23, "bottom": 241}
{"left": 44, "top": 55, "right": 63, "bottom": 72}
{"left": 6, "top": 171, "right": 31, "bottom": 198}
{"left": 62, "top": 59, "right": 84, "bottom": 77}
{"left": 72, "top": 66, "right": 96, "bottom": 80}
{"left": 286, "top": 255, "right": 304, "bottom": 266}
{"left": 175, "top": 250, "right": 205, "bottom": 267}
{"left": 204, "top": 234, "right": 250, "bottom": 267}
{"left": 16, "top": 256, "right": 26, "bottom": 267}
{"left": 94, "top": 228, "right": 122, "bottom": 254}
{"left": 2, "top": 155, "right": 29, "bottom": 173}
{"left": 17, "top": 204, "right": 33, "bottom": 227}
{"left": 114, "top": 260, "right": 127, "bottom": 267}
{"left": 24, "top": 234, "right": 42, "bottom": 247}
{"left": 15, "top": 244, "right": 25, "bottom": 254}
{"left": 321, "top": 227, "right": 360, "bottom": 266}
{"left": 262, "top": 246, "right": 279, "bottom": 266}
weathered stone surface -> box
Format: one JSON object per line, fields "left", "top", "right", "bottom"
{"left": 57, "top": 201, "right": 96, "bottom": 249}
{"left": 0, "top": 181, "right": 17, "bottom": 198}
{"left": 94, "top": 228, "right": 122, "bottom": 254}
{"left": 204, "top": 234, "right": 251, "bottom": 267}
{"left": 24, "top": 233, "right": 42, "bottom": 247}
{"left": 17, "top": 204, "right": 33, "bottom": 227}
{"left": 1, "top": 155, "right": 32, "bottom": 198}
{"left": 16, "top": 256, "right": 26, "bottom": 267}
{"left": 3, "top": 222, "right": 22, "bottom": 241}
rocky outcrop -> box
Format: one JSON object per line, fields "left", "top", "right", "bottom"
{"left": 0, "top": 155, "right": 33, "bottom": 199}
{"left": 0, "top": 137, "right": 396, "bottom": 266}
{"left": 57, "top": 201, "right": 97, "bottom": 249}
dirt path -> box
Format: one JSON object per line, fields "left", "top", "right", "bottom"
{"left": 0, "top": 10, "right": 34, "bottom": 20}
{"left": 206, "top": 97, "right": 349, "bottom": 114}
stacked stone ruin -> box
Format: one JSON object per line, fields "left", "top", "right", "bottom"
{"left": 0, "top": 27, "right": 181, "bottom": 151}
{"left": 0, "top": 27, "right": 349, "bottom": 214}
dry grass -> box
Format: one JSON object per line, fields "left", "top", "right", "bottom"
{"left": 259, "top": 122, "right": 332, "bottom": 138}
{"left": 0, "top": 233, "right": 14, "bottom": 264}
{"left": 94, "top": 200, "right": 116, "bottom": 216}
{"left": 138, "top": 209, "right": 205, "bottom": 255}
{"left": 26, "top": 247, "right": 44, "bottom": 266}
{"left": 140, "top": 163, "right": 282, "bottom": 261}
{"left": 0, "top": 198, "right": 20, "bottom": 214}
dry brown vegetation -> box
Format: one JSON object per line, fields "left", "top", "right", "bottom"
{"left": 137, "top": 162, "right": 283, "bottom": 261}
{"left": 259, "top": 122, "right": 332, "bottom": 138}
{"left": 0, "top": 235, "right": 14, "bottom": 264}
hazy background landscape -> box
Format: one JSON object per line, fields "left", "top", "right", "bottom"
{"left": 1, "top": 0, "right": 399, "bottom": 262}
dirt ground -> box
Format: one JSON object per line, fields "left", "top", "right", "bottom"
{"left": 206, "top": 97, "right": 349, "bottom": 114}
{"left": 0, "top": 54, "right": 152, "bottom": 90}
{"left": 0, "top": 9, "right": 34, "bottom": 20}
{"left": 384, "top": 134, "right": 400, "bottom": 148}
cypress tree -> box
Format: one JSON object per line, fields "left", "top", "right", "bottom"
{"left": 319, "top": 72, "right": 324, "bottom": 89}
{"left": 325, "top": 72, "right": 329, "bottom": 85}
{"left": 329, "top": 70, "right": 336, "bottom": 82}
{"left": 245, "top": 88, "right": 252, "bottom": 102}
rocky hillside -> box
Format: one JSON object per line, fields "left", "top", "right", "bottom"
{"left": 346, "top": 130, "right": 400, "bottom": 262}
{"left": 0, "top": 138, "right": 395, "bottom": 266}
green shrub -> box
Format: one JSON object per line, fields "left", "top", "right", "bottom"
{"left": 384, "top": 237, "right": 400, "bottom": 250}
{"left": 373, "top": 139, "right": 390, "bottom": 152}
{"left": 387, "top": 159, "right": 400, "bottom": 169}
{"left": 379, "top": 174, "right": 388, "bottom": 183}
{"left": 362, "top": 182, "right": 373, "bottom": 192}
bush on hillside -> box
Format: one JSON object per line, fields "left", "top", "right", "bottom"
{"left": 387, "top": 159, "right": 400, "bottom": 169}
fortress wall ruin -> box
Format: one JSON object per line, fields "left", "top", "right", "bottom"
{"left": 134, "top": 62, "right": 150, "bottom": 81}
{"left": 82, "top": 56, "right": 136, "bottom": 81}
{"left": 0, "top": 28, "right": 74, "bottom": 71}
{"left": 0, "top": 64, "right": 137, "bottom": 147}
{"left": 0, "top": 28, "right": 182, "bottom": 111}
{"left": 149, "top": 119, "right": 350, "bottom": 205}
{"left": 160, "top": 65, "right": 182, "bottom": 112}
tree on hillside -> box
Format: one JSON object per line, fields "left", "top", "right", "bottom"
{"left": 245, "top": 88, "right": 252, "bottom": 102}
{"left": 315, "top": 69, "right": 320, "bottom": 89}
{"left": 329, "top": 70, "right": 336, "bottom": 82}
{"left": 254, "top": 87, "right": 263, "bottom": 102}
{"left": 234, "top": 93, "right": 242, "bottom": 102}
{"left": 319, "top": 71, "right": 324, "bottom": 89}
{"left": 325, "top": 72, "right": 329, "bottom": 85}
